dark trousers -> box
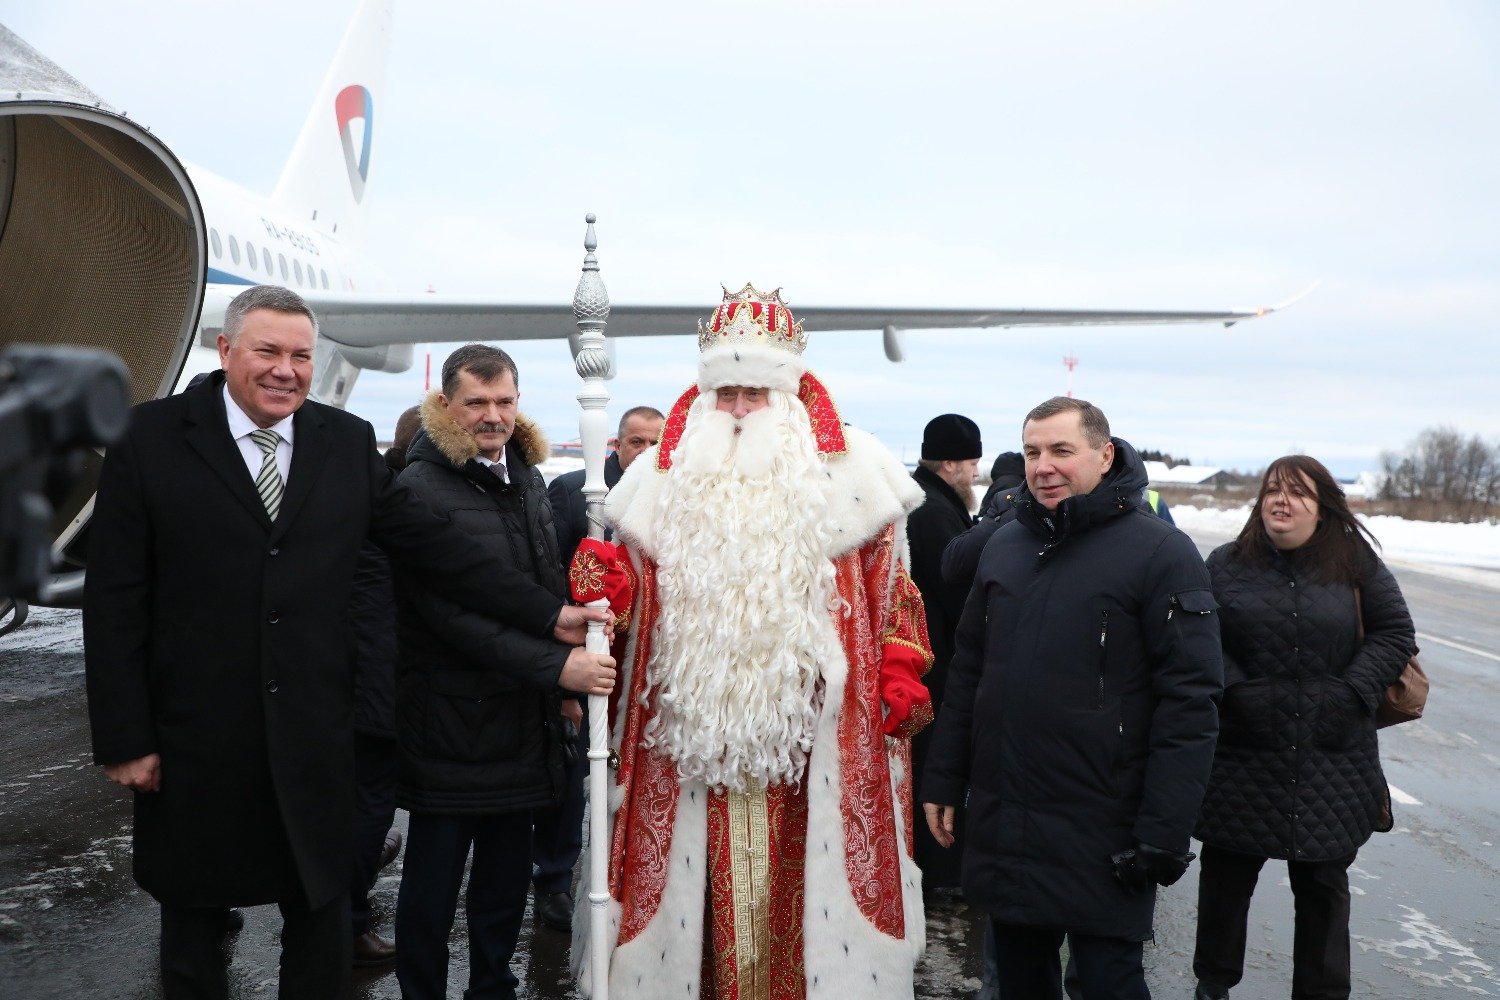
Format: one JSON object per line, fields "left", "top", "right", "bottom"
{"left": 1193, "top": 843, "right": 1355, "bottom": 1000}
{"left": 350, "top": 733, "right": 398, "bottom": 935}
{"left": 530, "top": 712, "right": 586, "bottom": 896}
{"left": 395, "top": 811, "right": 534, "bottom": 1000}
{"left": 990, "top": 921, "right": 1149, "bottom": 1000}
{"left": 979, "top": 921, "right": 1086, "bottom": 1000}
{"left": 159, "top": 897, "right": 350, "bottom": 1000}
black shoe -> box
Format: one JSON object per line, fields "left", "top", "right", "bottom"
{"left": 1195, "top": 982, "right": 1230, "bottom": 1000}
{"left": 535, "top": 891, "right": 573, "bottom": 932}
{"left": 378, "top": 827, "right": 402, "bottom": 871}
{"left": 352, "top": 930, "right": 397, "bottom": 966}
{"left": 222, "top": 908, "right": 244, "bottom": 935}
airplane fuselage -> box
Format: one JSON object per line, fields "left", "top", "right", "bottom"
{"left": 181, "top": 163, "right": 399, "bottom": 406}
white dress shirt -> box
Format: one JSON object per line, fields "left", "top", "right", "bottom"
{"left": 224, "top": 384, "right": 295, "bottom": 483}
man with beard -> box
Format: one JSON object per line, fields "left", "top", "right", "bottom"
{"left": 571, "top": 285, "right": 935, "bottom": 1000}
{"left": 905, "top": 413, "right": 982, "bottom": 891}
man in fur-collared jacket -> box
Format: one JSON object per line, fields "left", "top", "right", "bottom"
{"left": 392, "top": 344, "right": 616, "bottom": 1000}
{"left": 570, "top": 285, "right": 935, "bottom": 1000}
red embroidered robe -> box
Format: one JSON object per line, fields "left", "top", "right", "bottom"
{"left": 576, "top": 378, "right": 933, "bottom": 1000}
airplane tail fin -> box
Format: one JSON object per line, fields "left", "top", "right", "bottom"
{"left": 271, "top": 0, "right": 392, "bottom": 242}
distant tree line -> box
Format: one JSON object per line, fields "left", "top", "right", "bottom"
{"left": 1378, "top": 426, "right": 1499, "bottom": 523}
{"left": 1138, "top": 449, "right": 1193, "bottom": 468}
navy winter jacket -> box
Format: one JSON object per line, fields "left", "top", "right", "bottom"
{"left": 922, "top": 439, "right": 1224, "bottom": 940}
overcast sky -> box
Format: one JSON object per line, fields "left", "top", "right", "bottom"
{"left": 9, "top": 1, "right": 1498, "bottom": 475}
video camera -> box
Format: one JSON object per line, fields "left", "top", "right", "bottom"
{"left": 1, "top": 345, "right": 130, "bottom": 612}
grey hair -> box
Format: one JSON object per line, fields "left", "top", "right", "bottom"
{"left": 1023, "top": 396, "right": 1111, "bottom": 449}
{"left": 617, "top": 405, "right": 665, "bottom": 440}
{"left": 222, "top": 285, "right": 319, "bottom": 343}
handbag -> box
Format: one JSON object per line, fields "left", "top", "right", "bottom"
{"left": 1354, "top": 585, "right": 1428, "bottom": 728}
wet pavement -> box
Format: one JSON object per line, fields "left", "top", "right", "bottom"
{"left": 1, "top": 528, "right": 1497, "bottom": 998}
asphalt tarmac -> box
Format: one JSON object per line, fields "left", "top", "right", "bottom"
{"left": 1, "top": 528, "right": 1496, "bottom": 998}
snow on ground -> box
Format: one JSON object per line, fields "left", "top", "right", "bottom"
{"left": 537, "top": 456, "right": 585, "bottom": 482}
{"left": 1172, "top": 505, "right": 1500, "bottom": 590}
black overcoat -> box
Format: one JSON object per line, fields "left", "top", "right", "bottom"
{"left": 1195, "top": 542, "right": 1414, "bottom": 860}
{"left": 350, "top": 543, "right": 397, "bottom": 740}
{"left": 906, "top": 465, "right": 975, "bottom": 888}
{"left": 940, "top": 480, "right": 1024, "bottom": 593}
{"left": 547, "top": 450, "right": 622, "bottom": 569}
{"left": 394, "top": 408, "right": 571, "bottom": 814}
{"left": 922, "top": 440, "right": 1224, "bottom": 940}
{"left": 83, "top": 371, "right": 563, "bottom": 908}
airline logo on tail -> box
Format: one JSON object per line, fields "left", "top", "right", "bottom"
{"left": 334, "top": 84, "right": 373, "bottom": 203}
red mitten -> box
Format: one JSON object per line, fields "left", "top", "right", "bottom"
{"left": 569, "top": 538, "right": 636, "bottom": 629}
{"left": 880, "top": 642, "right": 934, "bottom": 738}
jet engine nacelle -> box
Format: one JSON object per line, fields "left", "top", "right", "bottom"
{"left": 1, "top": 25, "right": 205, "bottom": 605}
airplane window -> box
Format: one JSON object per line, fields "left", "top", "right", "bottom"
{"left": 279, "top": 254, "right": 289, "bottom": 281}
{"left": 209, "top": 228, "right": 222, "bottom": 259}
{"left": 228, "top": 235, "right": 241, "bottom": 265}
{"left": 293, "top": 260, "right": 304, "bottom": 285}
{"left": 246, "top": 241, "right": 258, "bottom": 271}
{"left": 321, "top": 269, "right": 329, "bottom": 289}
{"left": 263, "top": 248, "right": 273, "bottom": 274}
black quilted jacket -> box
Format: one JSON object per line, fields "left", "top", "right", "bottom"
{"left": 1195, "top": 541, "right": 1415, "bottom": 860}
{"left": 394, "top": 419, "right": 571, "bottom": 815}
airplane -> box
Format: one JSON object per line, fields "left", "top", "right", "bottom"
{"left": 0, "top": 0, "right": 1292, "bottom": 611}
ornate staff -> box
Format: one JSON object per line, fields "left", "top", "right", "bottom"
{"left": 571, "top": 213, "right": 612, "bottom": 999}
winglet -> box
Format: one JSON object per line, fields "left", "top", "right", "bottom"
{"left": 1271, "top": 279, "right": 1321, "bottom": 312}
{"left": 1225, "top": 279, "right": 1319, "bottom": 327}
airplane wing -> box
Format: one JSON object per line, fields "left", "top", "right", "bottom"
{"left": 263, "top": 290, "right": 1299, "bottom": 356}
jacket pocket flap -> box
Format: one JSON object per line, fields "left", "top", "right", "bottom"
{"left": 1175, "top": 589, "right": 1218, "bottom": 614}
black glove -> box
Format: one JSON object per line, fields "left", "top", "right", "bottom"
{"left": 1110, "top": 842, "right": 1196, "bottom": 893}
{"left": 559, "top": 716, "right": 580, "bottom": 765}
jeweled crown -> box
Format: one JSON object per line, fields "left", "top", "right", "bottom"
{"left": 697, "top": 283, "right": 808, "bottom": 356}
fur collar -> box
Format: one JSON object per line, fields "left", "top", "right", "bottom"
{"left": 418, "top": 389, "right": 549, "bottom": 469}
{"left": 606, "top": 424, "right": 921, "bottom": 562}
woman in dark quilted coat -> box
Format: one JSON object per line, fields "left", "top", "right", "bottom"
{"left": 1192, "top": 455, "right": 1415, "bottom": 1000}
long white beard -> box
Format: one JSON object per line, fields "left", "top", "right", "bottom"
{"left": 643, "top": 391, "right": 841, "bottom": 792}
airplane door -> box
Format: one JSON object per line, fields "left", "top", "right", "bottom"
{"left": 1, "top": 25, "right": 207, "bottom": 604}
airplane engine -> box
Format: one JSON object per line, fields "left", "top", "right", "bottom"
{"left": 1, "top": 25, "right": 205, "bottom": 605}
{"left": 328, "top": 340, "right": 415, "bottom": 376}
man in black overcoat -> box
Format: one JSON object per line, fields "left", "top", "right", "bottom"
{"left": 922, "top": 396, "right": 1223, "bottom": 999}
{"left": 905, "top": 413, "right": 981, "bottom": 890}
{"left": 83, "top": 285, "right": 612, "bottom": 1000}
{"left": 547, "top": 405, "right": 664, "bottom": 567}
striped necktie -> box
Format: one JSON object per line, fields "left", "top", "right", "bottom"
{"left": 249, "top": 428, "right": 283, "bottom": 520}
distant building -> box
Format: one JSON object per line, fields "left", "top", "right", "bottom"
{"left": 1340, "top": 471, "right": 1385, "bottom": 502}
{"left": 1143, "top": 461, "right": 1237, "bottom": 490}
